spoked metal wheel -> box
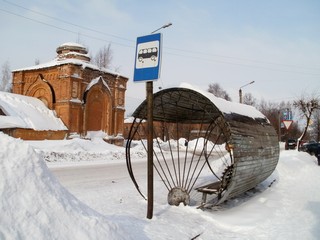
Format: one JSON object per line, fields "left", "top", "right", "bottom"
{"left": 126, "top": 114, "right": 234, "bottom": 206}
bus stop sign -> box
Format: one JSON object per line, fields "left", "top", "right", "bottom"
{"left": 133, "top": 33, "right": 162, "bottom": 82}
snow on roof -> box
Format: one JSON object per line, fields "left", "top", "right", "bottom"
{"left": 13, "top": 58, "right": 127, "bottom": 79}
{"left": 59, "top": 42, "right": 86, "bottom": 48}
{"left": 124, "top": 116, "right": 135, "bottom": 123}
{"left": 179, "top": 83, "right": 267, "bottom": 120}
{"left": 13, "top": 58, "right": 97, "bottom": 72}
{"left": 0, "top": 115, "right": 26, "bottom": 129}
{"left": 86, "top": 76, "right": 111, "bottom": 92}
{"left": 0, "top": 91, "right": 67, "bottom": 130}
{"left": 12, "top": 44, "right": 127, "bottom": 79}
{"left": 60, "top": 51, "right": 90, "bottom": 58}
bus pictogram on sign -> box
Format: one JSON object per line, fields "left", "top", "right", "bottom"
{"left": 138, "top": 47, "right": 158, "bottom": 63}
{"left": 133, "top": 33, "right": 162, "bottom": 82}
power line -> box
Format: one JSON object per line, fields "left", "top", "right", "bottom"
{"left": 1, "top": 2, "right": 320, "bottom": 76}
{"left": 165, "top": 46, "right": 320, "bottom": 72}
{"left": 0, "top": 8, "right": 134, "bottom": 49}
{"left": 164, "top": 50, "right": 320, "bottom": 76}
{"left": 3, "top": 0, "right": 134, "bottom": 43}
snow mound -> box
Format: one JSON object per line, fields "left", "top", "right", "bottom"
{"left": 0, "top": 133, "right": 130, "bottom": 240}
{"left": 28, "top": 137, "right": 126, "bottom": 162}
{"left": 0, "top": 91, "right": 67, "bottom": 130}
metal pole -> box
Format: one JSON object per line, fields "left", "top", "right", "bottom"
{"left": 239, "top": 81, "right": 255, "bottom": 103}
{"left": 278, "top": 110, "right": 281, "bottom": 142}
{"left": 146, "top": 81, "right": 153, "bottom": 219}
{"left": 146, "top": 22, "right": 172, "bottom": 219}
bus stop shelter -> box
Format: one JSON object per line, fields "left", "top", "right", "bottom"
{"left": 126, "top": 83, "right": 279, "bottom": 207}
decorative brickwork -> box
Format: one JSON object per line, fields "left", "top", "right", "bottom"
{"left": 12, "top": 43, "right": 128, "bottom": 144}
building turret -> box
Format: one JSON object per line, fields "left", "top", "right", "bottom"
{"left": 56, "top": 42, "right": 90, "bottom": 62}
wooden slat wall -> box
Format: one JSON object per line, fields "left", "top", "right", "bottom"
{"left": 216, "top": 118, "right": 279, "bottom": 204}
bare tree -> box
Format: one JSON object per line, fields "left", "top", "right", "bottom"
{"left": 113, "top": 65, "right": 121, "bottom": 73}
{"left": 293, "top": 94, "right": 320, "bottom": 145}
{"left": 258, "top": 100, "right": 281, "bottom": 137}
{"left": 0, "top": 61, "right": 12, "bottom": 92}
{"left": 257, "top": 100, "right": 301, "bottom": 141}
{"left": 93, "top": 44, "right": 113, "bottom": 69}
{"left": 310, "top": 109, "right": 320, "bottom": 142}
{"left": 242, "top": 93, "right": 257, "bottom": 106}
{"left": 287, "top": 121, "right": 303, "bottom": 140}
{"left": 208, "top": 83, "right": 231, "bottom": 101}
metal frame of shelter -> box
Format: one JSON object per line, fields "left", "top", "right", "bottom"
{"left": 126, "top": 87, "right": 279, "bottom": 207}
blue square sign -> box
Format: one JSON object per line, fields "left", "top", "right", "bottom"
{"left": 133, "top": 33, "right": 162, "bottom": 82}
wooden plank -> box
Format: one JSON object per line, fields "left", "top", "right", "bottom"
{"left": 196, "top": 181, "right": 221, "bottom": 194}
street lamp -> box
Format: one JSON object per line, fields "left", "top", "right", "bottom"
{"left": 151, "top": 23, "right": 172, "bottom": 34}
{"left": 239, "top": 81, "right": 255, "bottom": 103}
{"left": 146, "top": 22, "right": 172, "bottom": 219}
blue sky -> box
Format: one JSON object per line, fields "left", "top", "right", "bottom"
{"left": 1, "top": 0, "right": 320, "bottom": 114}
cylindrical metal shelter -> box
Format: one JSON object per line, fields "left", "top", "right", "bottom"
{"left": 126, "top": 84, "right": 279, "bottom": 207}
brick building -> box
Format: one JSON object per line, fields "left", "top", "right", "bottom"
{"left": 11, "top": 42, "right": 128, "bottom": 144}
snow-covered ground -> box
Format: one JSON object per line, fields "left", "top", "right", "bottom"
{"left": 1, "top": 132, "right": 320, "bottom": 240}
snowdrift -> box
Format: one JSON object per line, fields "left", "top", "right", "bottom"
{"left": 0, "top": 133, "right": 130, "bottom": 240}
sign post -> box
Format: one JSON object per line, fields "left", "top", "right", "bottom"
{"left": 134, "top": 33, "right": 162, "bottom": 82}
{"left": 133, "top": 33, "right": 162, "bottom": 219}
{"left": 278, "top": 108, "right": 294, "bottom": 141}
{"left": 146, "top": 81, "right": 153, "bottom": 219}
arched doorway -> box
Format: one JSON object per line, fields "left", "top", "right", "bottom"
{"left": 25, "top": 75, "right": 54, "bottom": 109}
{"left": 84, "top": 77, "right": 112, "bottom": 134}
{"left": 86, "top": 92, "right": 104, "bottom": 131}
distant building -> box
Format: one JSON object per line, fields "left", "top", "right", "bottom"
{"left": 11, "top": 42, "right": 128, "bottom": 144}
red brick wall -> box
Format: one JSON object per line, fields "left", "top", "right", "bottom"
{"left": 12, "top": 63, "right": 127, "bottom": 141}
